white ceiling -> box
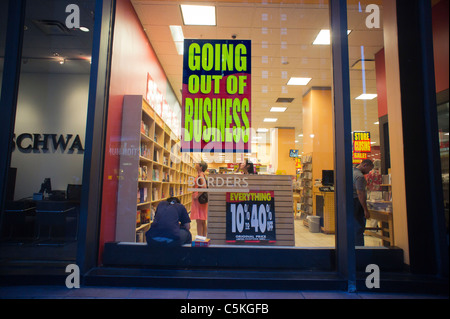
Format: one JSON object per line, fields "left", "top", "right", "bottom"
{"left": 131, "top": 0, "right": 383, "bottom": 149}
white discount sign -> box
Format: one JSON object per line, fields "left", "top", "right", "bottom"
{"left": 226, "top": 191, "right": 276, "bottom": 243}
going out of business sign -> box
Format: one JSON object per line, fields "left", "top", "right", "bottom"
{"left": 181, "top": 39, "right": 251, "bottom": 153}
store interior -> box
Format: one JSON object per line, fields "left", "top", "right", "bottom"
{"left": 118, "top": 0, "right": 389, "bottom": 248}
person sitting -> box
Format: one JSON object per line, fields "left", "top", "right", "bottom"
{"left": 145, "top": 197, "right": 192, "bottom": 247}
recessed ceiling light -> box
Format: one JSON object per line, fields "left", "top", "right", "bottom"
{"left": 374, "top": 121, "right": 379, "bottom": 125}
{"left": 298, "top": 134, "right": 303, "bottom": 137}
{"left": 264, "top": 118, "right": 278, "bottom": 122}
{"left": 256, "top": 128, "right": 269, "bottom": 133}
{"left": 313, "top": 29, "right": 352, "bottom": 45}
{"left": 356, "top": 93, "right": 378, "bottom": 100}
{"left": 79, "top": 26, "right": 90, "bottom": 32}
{"left": 270, "top": 107, "right": 287, "bottom": 112}
{"left": 287, "top": 77, "right": 312, "bottom": 86}
{"left": 295, "top": 140, "right": 299, "bottom": 143}
{"left": 180, "top": 5, "right": 216, "bottom": 26}
{"left": 170, "top": 25, "right": 184, "bottom": 55}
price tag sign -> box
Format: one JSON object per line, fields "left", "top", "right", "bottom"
{"left": 226, "top": 191, "right": 276, "bottom": 243}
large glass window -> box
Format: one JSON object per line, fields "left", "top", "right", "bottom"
{"left": 432, "top": 0, "right": 449, "bottom": 241}
{"left": 347, "top": 1, "right": 390, "bottom": 247}
{"left": 100, "top": 0, "right": 340, "bottom": 264}
{"left": 0, "top": 0, "right": 94, "bottom": 263}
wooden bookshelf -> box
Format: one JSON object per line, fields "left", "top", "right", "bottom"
{"left": 115, "top": 95, "right": 196, "bottom": 242}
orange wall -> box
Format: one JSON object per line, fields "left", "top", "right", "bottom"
{"left": 302, "top": 88, "right": 334, "bottom": 180}
{"left": 276, "top": 128, "right": 296, "bottom": 175}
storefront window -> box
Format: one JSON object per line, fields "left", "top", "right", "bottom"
{"left": 0, "top": 0, "right": 94, "bottom": 262}
{"left": 346, "top": 1, "right": 391, "bottom": 247}
{"left": 345, "top": 0, "right": 448, "bottom": 257}
{"left": 432, "top": 0, "right": 449, "bottom": 240}
{"left": 100, "top": 0, "right": 340, "bottom": 265}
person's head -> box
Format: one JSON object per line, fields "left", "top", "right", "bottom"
{"left": 167, "top": 197, "right": 180, "bottom": 205}
{"left": 245, "top": 159, "right": 254, "bottom": 174}
{"left": 357, "top": 159, "right": 374, "bottom": 175}
{"left": 196, "top": 161, "right": 208, "bottom": 173}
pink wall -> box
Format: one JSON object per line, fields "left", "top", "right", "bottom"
{"left": 375, "top": 48, "right": 388, "bottom": 118}
{"left": 375, "top": 0, "right": 449, "bottom": 119}
{"left": 98, "top": 0, "right": 176, "bottom": 262}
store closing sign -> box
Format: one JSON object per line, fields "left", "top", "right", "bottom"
{"left": 352, "top": 131, "right": 371, "bottom": 164}
{"left": 226, "top": 191, "right": 276, "bottom": 243}
{"left": 181, "top": 39, "right": 251, "bottom": 153}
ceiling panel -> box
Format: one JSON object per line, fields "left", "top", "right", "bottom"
{"left": 131, "top": 0, "right": 384, "bottom": 152}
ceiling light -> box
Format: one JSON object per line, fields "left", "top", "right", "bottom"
{"left": 180, "top": 5, "right": 216, "bottom": 26}
{"left": 79, "top": 26, "right": 90, "bottom": 32}
{"left": 374, "top": 121, "right": 379, "bottom": 125}
{"left": 310, "top": 134, "right": 315, "bottom": 138}
{"left": 356, "top": 93, "right": 378, "bottom": 100}
{"left": 313, "top": 29, "right": 351, "bottom": 45}
{"left": 287, "top": 77, "right": 312, "bottom": 86}
{"left": 295, "top": 140, "right": 299, "bottom": 143}
{"left": 59, "top": 58, "right": 65, "bottom": 64}
{"left": 256, "top": 128, "right": 269, "bottom": 133}
{"left": 298, "top": 134, "right": 303, "bottom": 137}
{"left": 264, "top": 118, "right": 278, "bottom": 122}
{"left": 170, "top": 25, "right": 184, "bottom": 55}
{"left": 270, "top": 107, "right": 287, "bottom": 112}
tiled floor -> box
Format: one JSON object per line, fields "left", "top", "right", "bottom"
{"left": 193, "top": 219, "right": 382, "bottom": 247}
{"left": 0, "top": 285, "right": 447, "bottom": 299}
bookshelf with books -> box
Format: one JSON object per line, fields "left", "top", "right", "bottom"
{"left": 299, "top": 154, "right": 313, "bottom": 224}
{"left": 116, "top": 95, "right": 196, "bottom": 243}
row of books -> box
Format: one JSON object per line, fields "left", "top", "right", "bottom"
{"left": 140, "top": 120, "right": 150, "bottom": 137}
{"left": 138, "top": 165, "right": 148, "bottom": 180}
{"left": 140, "top": 142, "right": 152, "bottom": 158}
{"left": 137, "top": 187, "right": 148, "bottom": 203}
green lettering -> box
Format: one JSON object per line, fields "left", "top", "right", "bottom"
{"left": 232, "top": 99, "right": 241, "bottom": 143}
{"left": 227, "top": 75, "right": 238, "bottom": 94}
{"left": 194, "top": 98, "right": 202, "bottom": 142}
{"left": 212, "top": 75, "right": 222, "bottom": 94}
{"left": 226, "top": 99, "right": 233, "bottom": 142}
{"left": 241, "top": 98, "right": 250, "bottom": 143}
{"left": 235, "top": 44, "right": 247, "bottom": 72}
{"left": 217, "top": 99, "right": 226, "bottom": 141}
{"left": 222, "top": 44, "right": 234, "bottom": 71}
{"left": 200, "top": 75, "right": 211, "bottom": 94}
{"left": 239, "top": 76, "right": 247, "bottom": 94}
{"left": 188, "top": 74, "right": 199, "bottom": 93}
{"left": 184, "top": 98, "right": 194, "bottom": 141}
{"left": 203, "top": 98, "right": 212, "bottom": 142}
{"left": 188, "top": 43, "right": 201, "bottom": 71}
{"left": 202, "top": 43, "right": 214, "bottom": 71}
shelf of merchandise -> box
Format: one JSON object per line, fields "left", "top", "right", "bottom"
{"left": 299, "top": 154, "right": 313, "bottom": 226}
{"left": 115, "top": 95, "right": 196, "bottom": 243}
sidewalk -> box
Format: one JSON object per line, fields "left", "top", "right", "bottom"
{"left": 0, "top": 285, "right": 447, "bottom": 299}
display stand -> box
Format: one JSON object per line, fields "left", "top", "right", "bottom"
{"left": 207, "top": 174, "right": 295, "bottom": 246}
{"left": 115, "top": 95, "right": 195, "bottom": 242}
{"left": 312, "top": 187, "right": 335, "bottom": 234}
